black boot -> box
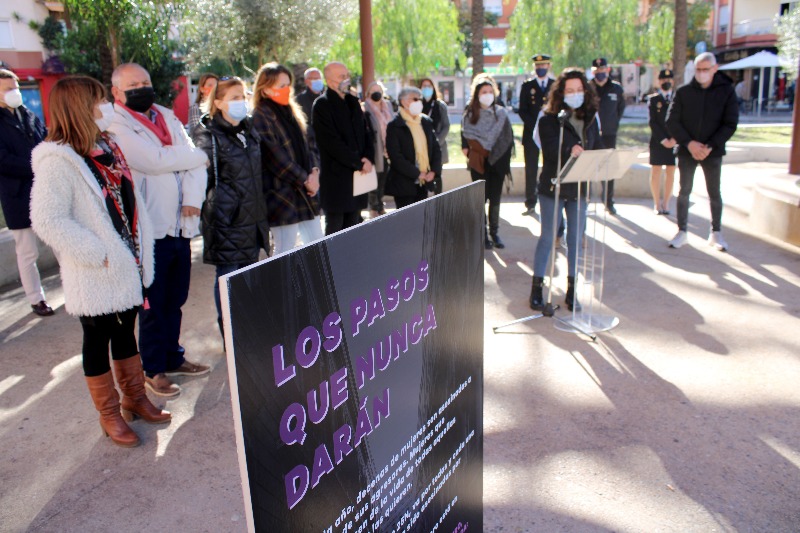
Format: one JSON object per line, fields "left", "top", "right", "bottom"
{"left": 565, "top": 276, "right": 582, "bottom": 312}
{"left": 529, "top": 276, "right": 544, "bottom": 310}
{"left": 490, "top": 233, "right": 505, "bottom": 249}
{"left": 484, "top": 228, "right": 493, "bottom": 249}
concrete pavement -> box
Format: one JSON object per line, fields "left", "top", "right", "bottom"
{"left": 1, "top": 163, "right": 799, "bottom": 532}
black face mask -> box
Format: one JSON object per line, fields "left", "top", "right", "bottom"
{"left": 370, "top": 92, "right": 382, "bottom": 102}
{"left": 123, "top": 87, "right": 156, "bottom": 113}
{"left": 660, "top": 82, "right": 672, "bottom": 91}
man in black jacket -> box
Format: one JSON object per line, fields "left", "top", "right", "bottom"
{"left": 590, "top": 57, "right": 626, "bottom": 214}
{"left": 296, "top": 67, "right": 323, "bottom": 123}
{"left": 666, "top": 52, "right": 739, "bottom": 251}
{"left": 518, "top": 54, "right": 553, "bottom": 216}
{"left": 312, "top": 62, "right": 375, "bottom": 235}
{"left": 0, "top": 69, "right": 53, "bottom": 316}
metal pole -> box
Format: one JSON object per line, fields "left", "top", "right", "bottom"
{"left": 359, "top": 0, "right": 375, "bottom": 95}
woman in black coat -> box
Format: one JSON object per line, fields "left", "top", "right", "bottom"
{"left": 385, "top": 87, "right": 442, "bottom": 208}
{"left": 530, "top": 68, "right": 603, "bottom": 313}
{"left": 191, "top": 77, "right": 269, "bottom": 331}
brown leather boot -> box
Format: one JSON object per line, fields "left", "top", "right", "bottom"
{"left": 114, "top": 356, "right": 171, "bottom": 424}
{"left": 85, "top": 372, "right": 140, "bottom": 447}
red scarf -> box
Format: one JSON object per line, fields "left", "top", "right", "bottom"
{"left": 116, "top": 101, "right": 173, "bottom": 146}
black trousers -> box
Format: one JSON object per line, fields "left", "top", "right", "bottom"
{"left": 325, "top": 210, "right": 362, "bottom": 236}
{"left": 471, "top": 163, "right": 505, "bottom": 235}
{"left": 676, "top": 155, "right": 723, "bottom": 232}
{"left": 523, "top": 142, "right": 540, "bottom": 209}
{"left": 394, "top": 187, "right": 427, "bottom": 209}
{"left": 601, "top": 134, "right": 617, "bottom": 206}
{"left": 80, "top": 308, "right": 139, "bottom": 377}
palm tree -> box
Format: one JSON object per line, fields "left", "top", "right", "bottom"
{"left": 673, "top": 0, "right": 688, "bottom": 86}
{"left": 471, "top": 0, "right": 484, "bottom": 78}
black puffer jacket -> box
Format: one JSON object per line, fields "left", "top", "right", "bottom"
{"left": 537, "top": 111, "right": 603, "bottom": 200}
{"left": 666, "top": 72, "right": 738, "bottom": 158}
{"left": 192, "top": 114, "right": 269, "bottom": 265}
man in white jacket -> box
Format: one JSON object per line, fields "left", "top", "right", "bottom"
{"left": 109, "top": 63, "right": 210, "bottom": 397}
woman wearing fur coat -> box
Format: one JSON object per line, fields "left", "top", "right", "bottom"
{"left": 30, "top": 76, "right": 170, "bottom": 448}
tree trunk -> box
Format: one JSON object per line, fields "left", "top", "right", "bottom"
{"left": 673, "top": 0, "right": 688, "bottom": 87}
{"left": 98, "top": 30, "right": 114, "bottom": 90}
{"left": 471, "top": 0, "right": 484, "bottom": 78}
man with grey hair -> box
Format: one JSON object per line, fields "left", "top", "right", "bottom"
{"left": 666, "top": 52, "right": 738, "bottom": 251}
{"left": 296, "top": 67, "right": 324, "bottom": 122}
{"left": 108, "top": 63, "right": 210, "bottom": 397}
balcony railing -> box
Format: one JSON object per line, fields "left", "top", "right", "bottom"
{"left": 732, "top": 18, "right": 776, "bottom": 38}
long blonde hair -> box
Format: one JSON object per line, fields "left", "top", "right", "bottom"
{"left": 201, "top": 76, "right": 246, "bottom": 117}
{"left": 252, "top": 62, "right": 307, "bottom": 132}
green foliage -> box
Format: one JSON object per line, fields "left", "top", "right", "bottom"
{"left": 458, "top": 7, "right": 497, "bottom": 60}
{"left": 28, "top": 16, "right": 64, "bottom": 52}
{"left": 57, "top": 1, "right": 185, "bottom": 105}
{"left": 183, "top": 0, "right": 357, "bottom": 73}
{"left": 504, "top": 0, "right": 643, "bottom": 72}
{"left": 327, "top": 0, "right": 465, "bottom": 79}
{"left": 505, "top": 0, "right": 712, "bottom": 72}
{"left": 776, "top": 7, "right": 800, "bottom": 81}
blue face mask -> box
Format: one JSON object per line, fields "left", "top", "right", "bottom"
{"left": 421, "top": 87, "right": 434, "bottom": 100}
{"left": 535, "top": 67, "right": 548, "bottom": 78}
{"left": 310, "top": 79, "right": 324, "bottom": 93}
{"left": 564, "top": 92, "right": 584, "bottom": 109}
{"left": 594, "top": 72, "right": 608, "bottom": 82}
{"left": 227, "top": 100, "right": 248, "bottom": 121}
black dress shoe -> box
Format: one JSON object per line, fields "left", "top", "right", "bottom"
{"left": 606, "top": 205, "right": 617, "bottom": 215}
{"left": 31, "top": 301, "right": 54, "bottom": 317}
{"left": 490, "top": 234, "right": 505, "bottom": 249}
{"left": 484, "top": 237, "right": 494, "bottom": 250}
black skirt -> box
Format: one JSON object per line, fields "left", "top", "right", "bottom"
{"left": 649, "top": 141, "right": 676, "bottom": 166}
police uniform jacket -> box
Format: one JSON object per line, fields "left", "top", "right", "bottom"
{"left": 647, "top": 92, "right": 672, "bottom": 147}
{"left": 591, "top": 80, "right": 626, "bottom": 137}
{"left": 518, "top": 77, "right": 553, "bottom": 146}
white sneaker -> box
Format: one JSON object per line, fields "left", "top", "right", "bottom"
{"left": 708, "top": 231, "right": 728, "bottom": 251}
{"left": 668, "top": 230, "right": 688, "bottom": 248}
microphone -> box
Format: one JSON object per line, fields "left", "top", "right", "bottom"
{"left": 557, "top": 109, "right": 570, "bottom": 125}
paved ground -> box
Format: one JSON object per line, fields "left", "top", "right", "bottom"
{"left": 1, "top": 162, "right": 799, "bottom": 532}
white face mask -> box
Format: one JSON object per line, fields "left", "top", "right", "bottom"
{"left": 4, "top": 88, "right": 23, "bottom": 109}
{"left": 408, "top": 100, "right": 424, "bottom": 116}
{"left": 94, "top": 102, "right": 115, "bottom": 132}
{"left": 226, "top": 100, "right": 248, "bottom": 121}
{"left": 695, "top": 71, "right": 713, "bottom": 86}
{"left": 478, "top": 93, "right": 495, "bottom": 107}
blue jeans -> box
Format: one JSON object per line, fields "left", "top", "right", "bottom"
{"left": 139, "top": 236, "right": 191, "bottom": 376}
{"left": 534, "top": 194, "right": 587, "bottom": 278}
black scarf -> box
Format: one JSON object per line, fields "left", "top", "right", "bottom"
{"left": 265, "top": 99, "right": 310, "bottom": 173}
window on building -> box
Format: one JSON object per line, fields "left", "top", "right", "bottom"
{"left": 780, "top": 1, "right": 799, "bottom": 15}
{"left": 0, "top": 20, "right": 14, "bottom": 49}
{"left": 719, "top": 5, "right": 729, "bottom": 34}
{"left": 485, "top": 0, "right": 503, "bottom": 17}
{"left": 483, "top": 39, "right": 508, "bottom": 55}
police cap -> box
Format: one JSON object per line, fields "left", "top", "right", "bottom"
{"left": 591, "top": 57, "right": 609, "bottom": 68}
{"left": 531, "top": 54, "right": 551, "bottom": 63}
{"left": 658, "top": 69, "right": 674, "bottom": 79}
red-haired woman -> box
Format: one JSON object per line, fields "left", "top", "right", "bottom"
{"left": 31, "top": 76, "right": 170, "bottom": 448}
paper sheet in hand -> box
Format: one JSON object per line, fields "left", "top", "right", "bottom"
{"left": 353, "top": 168, "right": 378, "bottom": 196}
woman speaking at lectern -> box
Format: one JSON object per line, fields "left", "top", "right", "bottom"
{"left": 529, "top": 68, "right": 602, "bottom": 313}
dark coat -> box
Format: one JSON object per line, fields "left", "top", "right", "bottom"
{"left": 0, "top": 106, "right": 47, "bottom": 229}
{"left": 648, "top": 92, "right": 672, "bottom": 146}
{"left": 251, "top": 99, "right": 320, "bottom": 227}
{"left": 538, "top": 111, "right": 603, "bottom": 200}
{"left": 666, "top": 72, "right": 739, "bottom": 158}
{"left": 296, "top": 89, "right": 321, "bottom": 124}
{"left": 384, "top": 114, "right": 442, "bottom": 198}
{"left": 518, "top": 77, "right": 554, "bottom": 146}
{"left": 312, "top": 88, "right": 375, "bottom": 214}
{"left": 591, "top": 79, "right": 626, "bottom": 137}
{"left": 192, "top": 114, "right": 269, "bottom": 266}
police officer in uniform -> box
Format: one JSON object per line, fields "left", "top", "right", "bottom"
{"left": 518, "top": 54, "right": 554, "bottom": 216}
{"left": 590, "top": 57, "right": 626, "bottom": 214}
{"left": 647, "top": 69, "right": 677, "bottom": 215}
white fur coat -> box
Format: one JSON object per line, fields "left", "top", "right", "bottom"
{"left": 30, "top": 141, "right": 155, "bottom": 317}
